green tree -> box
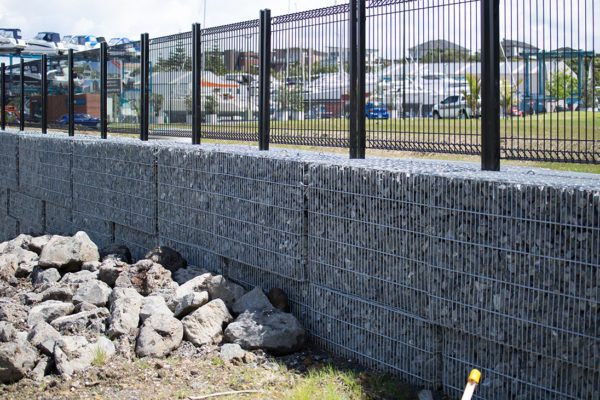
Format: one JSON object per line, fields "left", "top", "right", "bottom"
{"left": 151, "top": 93, "right": 163, "bottom": 117}
{"left": 500, "top": 78, "right": 522, "bottom": 116}
{"left": 205, "top": 43, "right": 226, "bottom": 75}
{"left": 462, "top": 73, "right": 480, "bottom": 116}
{"left": 548, "top": 71, "right": 578, "bottom": 99}
{"left": 278, "top": 85, "right": 304, "bottom": 112}
{"left": 154, "top": 41, "right": 191, "bottom": 72}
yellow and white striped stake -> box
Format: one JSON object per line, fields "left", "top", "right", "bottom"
{"left": 460, "top": 369, "right": 482, "bottom": 400}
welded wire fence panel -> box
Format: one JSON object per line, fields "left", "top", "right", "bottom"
{"left": 500, "top": 0, "right": 599, "bottom": 163}
{"left": 73, "top": 49, "right": 101, "bottom": 135}
{"left": 107, "top": 41, "right": 140, "bottom": 135}
{"left": 365, "top": 0, "right": 481, "bottom": 154}
{"left": 5, "top": 62, "right": 20, "bottom": 128}
{"left": 22, "top": 58, "right": 43, "bottom": 130}
{"left": 46, "top": 53, "right": 69, "bottom": 131}
{"left": 149, "top": 32, "right": 192, "bottom": 137}
{"left": 200, "top": 20, "right": 260, "bottom": 142}
{"left": 270, "top": 5, "right": 351, "bottom": 147}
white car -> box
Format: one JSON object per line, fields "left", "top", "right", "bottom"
{"left": 432, "top": 94, "right": 473, "bottom": 119}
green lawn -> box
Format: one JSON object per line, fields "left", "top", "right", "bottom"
{"left": 103, "top": 112, "right": 600, "bottom": 174}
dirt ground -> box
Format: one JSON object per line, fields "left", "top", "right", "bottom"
{"left": 0, "top": 342, "right": 424, "bottom": 400}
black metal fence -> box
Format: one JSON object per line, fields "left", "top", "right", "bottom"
{"left": 1, "top": 0, "right": 598, "bottom": 167}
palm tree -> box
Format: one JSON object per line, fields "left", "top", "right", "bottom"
{"left": 500, "top": 79, "right": 522, "bottom": 117}
{"left": 462, "top": 73, "right": 480, "bottom": 116}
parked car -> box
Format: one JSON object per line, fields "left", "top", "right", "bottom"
{"left": 432, "top": 94, "right": 473, "bottom": 119}
{"left": 520, "top": 97, "right": 546, "bottom": 114}
{"left": 365, "top": 102, "right": 389, "bottom": 120}
{"left": 56, "top": 113, "right": 100, "bottom": 129}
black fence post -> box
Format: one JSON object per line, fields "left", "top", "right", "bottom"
{"left": 259, "top": 9, "right": 271, "bottom": 151}
{"left": 100, "top": 42, "right": 108, "bottom": 139}
{"left": 41, "top": 55, "right": 47, "bottom": 133}
{"left": 19, "top": 59, "right": 24, "bottom": 131}
{"left": 68, "top": 49, "right": 74, "bottom": 136}
{"left": 192, "top": 23, "right": 202, "bottom": 145}
{"left": 349, "top": 0, "right": 366, "bottom": 159}
{"left": 140, "top": 33, "right": 149, "bottom": 141}
{"left": 481, "top": 0, "right": 501, "bottom": 171}
{"left": 0, "top": 63, "right": 5, "bottom": 131}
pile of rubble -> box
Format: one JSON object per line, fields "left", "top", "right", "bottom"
{"left": 0, "top": 232, "right": 305, "bottom": 383}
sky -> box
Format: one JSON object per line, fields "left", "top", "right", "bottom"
{"left": 0, "top": 0, "right": 598, "bottom": 54}
{"left": 0, "top": 0, "right": 340, "bottom": 40}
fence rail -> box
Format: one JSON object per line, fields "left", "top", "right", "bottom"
{"left": 1, "top": 0, "right": 598, "bottom": 167}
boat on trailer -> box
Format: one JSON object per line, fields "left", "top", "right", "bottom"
{"left": 0, "top": 28, "right": 26, "bottom": 53}
{"left": 23, "top": 32, "right": 66, "bottom": 55}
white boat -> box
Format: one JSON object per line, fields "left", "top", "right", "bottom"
{"left": 0, "top": 29, "right": 26, "bottom": 52}
{"left": 305, "top": 72, "right": 349, "bottom": 101}
{"left": 23, "top": 32, "right": 66, "bottom": 55}
{"left": 65, "top": 35, "right": 102, "bottom": 52}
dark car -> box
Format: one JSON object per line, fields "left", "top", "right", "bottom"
{"left": 365, "top": 102, "right": 390, "bottom": 120}
{"left": 56, "top": 113, "right": 100, "bottom": 129}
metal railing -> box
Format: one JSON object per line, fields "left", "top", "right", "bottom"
{"left": 1, "top": 0, "right": 598, "bottom": 168}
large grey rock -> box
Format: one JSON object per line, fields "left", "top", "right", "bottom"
{"left": 31, "top": 267, "right": 60, "bottom": 286}
{"left": 0, "top": 234, "right": 33, "bottom": 254}
{"left": 182, "top": 299, "right": 232, "bottom": 347}
{"left": 81, "top": 261, "right": 101, "bottom": 272}
{"left": 224, "top": 309, "right": 305, "bottom": 355}
{"left": 60, "top": 270, "right": 98, "bottom": 285}
{"left": 38, "top": 231, "right": 99, "bottom": 271}
{"left": 0, "top": 254, "right": 18, "bottom": 281}
{"left": 139, "top": 296, "right": 173, "bottom": 323}
{"left": 145, "top": 246, "right": 187, "bottom": 272}
{"left": 98, "top": 259, "right": 129, "bottom": 287}
{"left": 27, "top": 235, "right": 53, "bottom": 255}
{"left": 172, "top": 265, "right": 210, "bottom": 285}
{"left": 29, "top": 355, "right": 51, "bottom": 381}
{"left": 115, "top": 259, "right": 176, "bottom": 296}
{"left": 73, "top": 280, "right": 112, "bottom": 307}
{"left": 135, "top": 314, "right": 183, "bottom": 358}
{"left": 0, "top": 321, "right": 16, "bottom": 342}
{"left": 15, "top": 262, "right": 37, "bottom": 279}
{"left": 27, "top": 300, "right": 74, "bottom": 327}
{"left": 27, "top": 321, "right": 62, "bottom": 355}
{"left": 50, "top": 307, "right": 110, "bottom": 335}
{"left": 174, "top": 291, "right": 209, "bottom": 319}
{"left": 41, "top": 286, "right": 74, "bottom": 302}
{"left": 53, "top": 335, "right": 115, "bottom": 377}
{"left": 99, "top": 244, "right": 133, "bottom": 264}
{"left": 231, "top": 287, "right": 273, "bottom": 315}
{"left": 0, "top": 339, "right": 38, "bottom": 383}
{"left": 220, "top": 343, "right": 246, "bottom": 363}
{"left": 108, "top": 288, "right": 143, "bottom": 338}
{"left": 206, "top": 275, "right": 245, "bottom": 309}
{"left": 0, "top": 299, "right": 29, "bottom": 326}
{"left": 174, "top": 273, "right": 212, "bottom": 299}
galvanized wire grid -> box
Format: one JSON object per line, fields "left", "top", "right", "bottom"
{"left": 157, "top": 147, "right": 306, "bottom": 281}
{"left": 18, "top": 136, "right": 72, "bottom": 208}
{"left": 0, "top": 134, "right": 18, "bottom": 189}
{"left": 306, "top": 162, "right": 599, "bottom": 396}
{"left": 149, "top": 32, "right": 193, "bottom": 137}
{"left": 107, "top": 41, "right": 141, "bottom": 135}
{"left": 270, "top": 5, "right": 350, "bottom": 147}
{"left": 8, "top": 191, "right": 44, "bottom": 234}
{"left": 71, "top": 140, "right": 157, "bottom": 235}
{"left": 365, "top": 0, "right": 481, "bottom": 154}
{"left": 200, "top": 21, "right": 260, "bottom": 142}
{"left": 500, "top": 0, "right": 599, "bottom": 163}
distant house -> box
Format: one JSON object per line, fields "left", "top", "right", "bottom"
{"left": 501, "top": 39, "right": 539, "bottom": 59}
{"left": 223, "top": 50, "right": 259, "bottom": 72}
{"left": 408, "top": 40, "right": 471, "bottom": 60}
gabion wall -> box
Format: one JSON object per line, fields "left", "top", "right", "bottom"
{"left": 0, "top": 130, "right": 598, "bottom": 399}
